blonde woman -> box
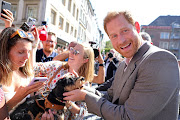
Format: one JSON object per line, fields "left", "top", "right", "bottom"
{"left": 34, "top": 43, "right": 98, "bottom": 120}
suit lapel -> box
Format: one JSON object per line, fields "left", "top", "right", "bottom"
{"left": 112, "top": 61, "right": 136, "bottom": 103}
{"left": 112, "top": 42, "right": 151, "bottom": 103}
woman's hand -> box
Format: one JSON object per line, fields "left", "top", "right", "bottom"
{"left": 30, "top": 27, "right": 40, "bottom": 67}
{"left": 31, "top": 27, "right": 40, "bottom": 48}
{"left": 41, "top": 109, "right": 54, "bottom": 120}
{"left": 6, "top": 82, "right": 44, "bottom": 111}
{"left": 0, "top": 9, "right": 14, "bottom": 28}
{"left": 41, "top": 109, "right": 62, "bottom": 120}
{"left": 15, "top": 81, "right": 43, "bottom": 100}
{"left": 65, "top": 100, "right": 81, "bottom": 114}
{"left": 95, "top": 48, "right": 104, "bottom": 64}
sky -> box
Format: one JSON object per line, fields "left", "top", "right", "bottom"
{"left": 90, "top": 0, "right": 180, "bottom": 35}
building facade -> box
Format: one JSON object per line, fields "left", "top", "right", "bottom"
{"left": 141, "top": 16, "right": 180, "bottom": 59}
{"left": 0, "top": 0, "right": 104, "bottom": 49}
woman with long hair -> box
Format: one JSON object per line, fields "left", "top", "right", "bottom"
{"left": 0, "top": 27, "right": 43, "bottom": 112}
{"left": 34, "top": 43, "right": 100, "bottom": 120}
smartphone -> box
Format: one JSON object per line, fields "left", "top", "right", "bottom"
{"left": 27, "top": 17, "right": 36, "bottom": 28}
{"left": 28, "top": 77, "right": 48, "bottom": 86}
{"left": 1, "top": 1, "right": 11, "bottom": 19}
{"left": 41, "top": 21, "right": 47, "bottom": 26}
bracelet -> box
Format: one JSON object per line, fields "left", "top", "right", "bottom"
{"left": 99, "top": 63, "right": 105, "bottom": 67}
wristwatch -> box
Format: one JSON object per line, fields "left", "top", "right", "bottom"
{"left": 99, "top": 63, "right": 105, "bottom": 67}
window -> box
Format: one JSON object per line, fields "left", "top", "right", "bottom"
{"left": 87, "top": 23, "right": 91, "bottom": 33}
{"left": 65, "top": 22, "right": 69, "bottom": 33}
{"left": 76, "top": 9, "right": 79, "bottom": 21}
{"left": 78, "top": 26, "right": 81, "bottom": 36}
{"left": 81, "top": 29, "right": 83, "bottom": 39}
{"left": 11, "top": 4, "right": 17, "bottom": 20}
{"left": 72, "top": 3, "right": 75, "bottom": 17}
{"left": 51, "top": 9, "right": 56, "bottom": 25}
{"left": 26, "top": 5, "right": 38, "bottom": 19}
{"left": 59, "top": 16, "right": 64, "bottom": 30}
{"left": 160, "top": 32, "right": 169, "bottom": 39}
{"left": 68, "top": 0, "right": 72, "bottom": 12}
{"left": 70, "top": 26, "right": 73, "bottom": 35}
{"left": 169, "top": 42, "right": 179, "bottom": 49}
{"left": 159, "top": 41, "right": 169, "bottom": 49}
{"left": 74, "top": 29, "right": 77, "bottom": 38}
{"left": 62, "top": 0, "right": 66, "bottom": 6}
{"left": 83, "top": 32, "right": 86, "bottom": 42}
{"left": 80, "top": 9, "right": 82, "bottom": 20}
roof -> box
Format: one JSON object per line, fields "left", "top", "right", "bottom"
{"left": 148, "top": 16, "right": 180, "bottom": 26}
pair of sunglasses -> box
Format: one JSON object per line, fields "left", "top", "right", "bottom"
{"left": 10, "top": 29, "right": 35, "bottom": 41}
{"left": 70, "top": 47, "right": 80, "bottom": 55}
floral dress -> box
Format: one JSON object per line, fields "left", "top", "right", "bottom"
{"left": 34, "top": 61, "right": 87, "bottom": 120}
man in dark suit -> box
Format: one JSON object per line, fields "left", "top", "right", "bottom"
{"left": 63, "top": 11, "right": 180, "bottom": 120}
{"left": 104, "top": 51, "right": 119, "bottom": 81}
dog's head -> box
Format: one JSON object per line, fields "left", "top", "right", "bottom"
{"left": 51, "top": 73, "right": 85, "bottom": 103}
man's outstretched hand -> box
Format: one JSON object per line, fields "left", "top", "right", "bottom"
{"left": 63, "top": 89, "right": 87, "bottom": 101}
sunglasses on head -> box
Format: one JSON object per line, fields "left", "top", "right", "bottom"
{"left": 10, "top": 29, "right": 35, "bottom": 41}
{"left": 70, "top": 47, "right": 80, "bottom": 55}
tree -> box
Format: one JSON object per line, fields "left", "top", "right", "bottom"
{"left": 104, "top": 40, "right": 113, "bottom": 53}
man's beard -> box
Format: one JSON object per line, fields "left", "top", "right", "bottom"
{"left": 44, "top": 47, "right": 53, "bottom": 53}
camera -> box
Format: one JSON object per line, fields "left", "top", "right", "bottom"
{"left": 41, "top": 21, "right": 47, "bottom": 26}
{"left": 20, "top": 22, "right": 30, "bottom": 32}
{"left": 93, "top": 48, "right": 99, "bottom": 58}
{"left": 20, "top": 17, "right": 36, "bottom": 32}
{"left": 108, "top": 52, "right": 113, "bottom": 58}
{"left": 89, "top": 41, "right": 99, "bottom": 58}
{"left": 27, "top": 17, "right": 36, "bottom": 28}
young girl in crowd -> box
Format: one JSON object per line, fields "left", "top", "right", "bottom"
{"left": 0, "top": 27, "right": 44, "bottom": 113}
{"left": 34, "top": 43, "right": 104, "bottom": 120}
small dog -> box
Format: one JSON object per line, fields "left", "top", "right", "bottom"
{"left": 10, "top": 74, "right": 85, "bottom": 120}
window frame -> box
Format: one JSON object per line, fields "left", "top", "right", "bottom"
{"left": 26, "top": 4, "right": 38, "bottom": 20}
{"left": 51, "top": 9, "right": 57, "bottom": 25}
{"left": 160, "top": 32, "right": 170, "bottom": 39}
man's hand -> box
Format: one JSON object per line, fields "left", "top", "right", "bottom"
{"left": 63, "top": 89, "right": 87, "bottom": 101}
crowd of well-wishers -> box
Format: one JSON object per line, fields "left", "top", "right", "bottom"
{"left": 0, "top": 9, "right": 116, "bottom": 120}
{"left": 0, "top": 8, "right": 179, "bottom": 120}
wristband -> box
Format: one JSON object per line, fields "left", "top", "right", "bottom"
{"left": 99, "top": 63, "right": 105, "bottom": 67}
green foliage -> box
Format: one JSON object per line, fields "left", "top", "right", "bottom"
{"left": 104, "top": 40, "right": 113, "bottom": 53}
{"left": 105, "top": 41, "right": 113, "bottom": 49}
